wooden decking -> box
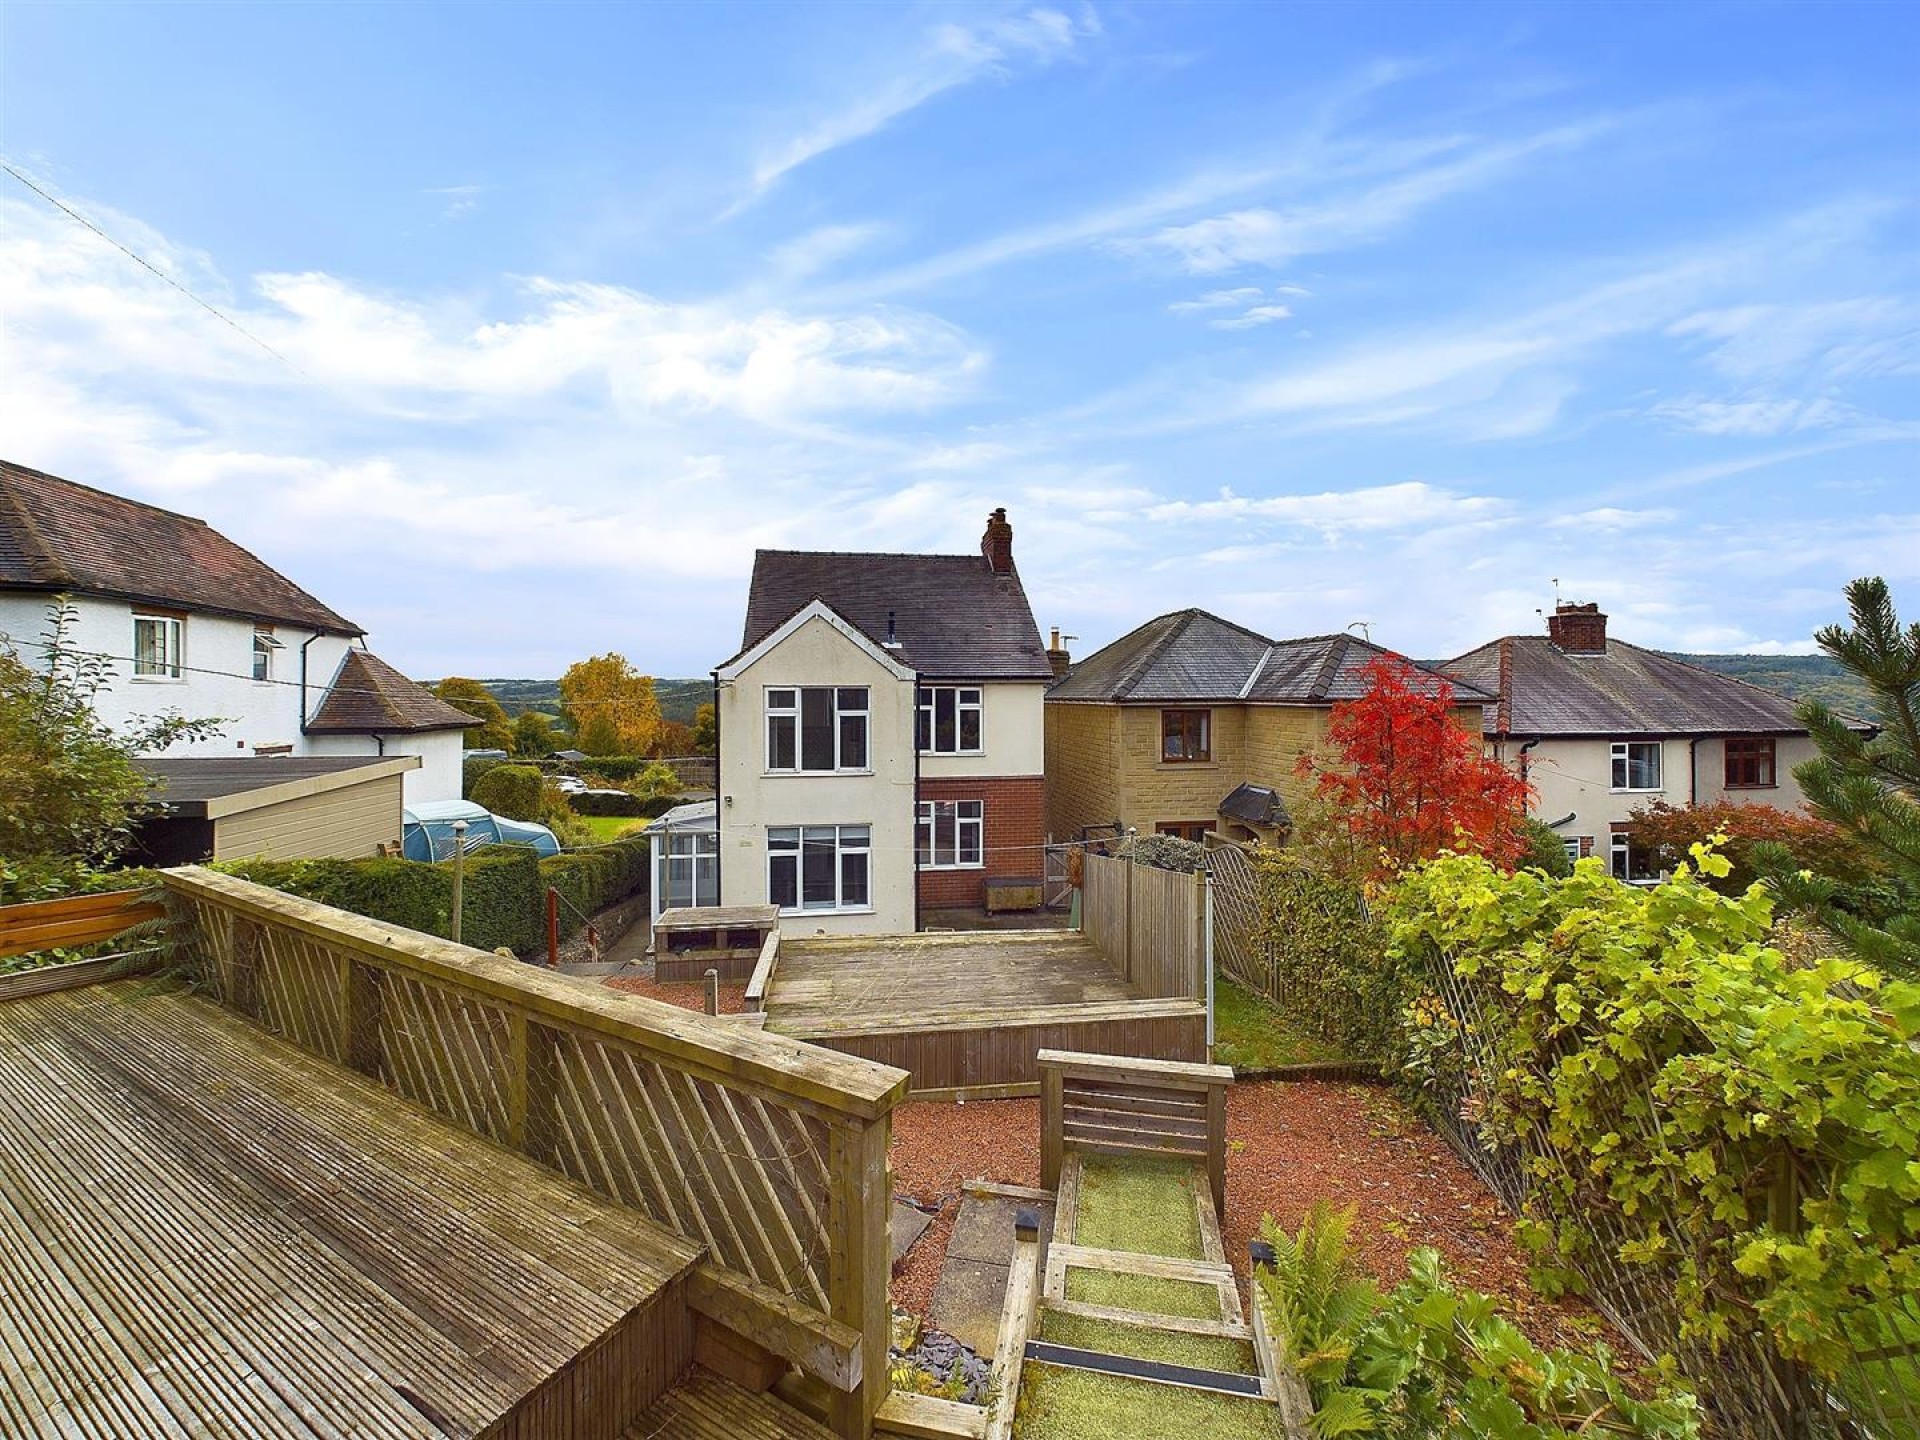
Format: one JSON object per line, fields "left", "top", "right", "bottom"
{"left": 763, "top": 931, "right": 1208, "bottom": 1098}
{"left": 0, "top": 980, "right": 703, "bottom": 1439}
{"left": 627, "top": 1366, "right": 836, "bottom": 1438}
{"left": 765, "top": 930, "right": 1136, "bottom": 1036}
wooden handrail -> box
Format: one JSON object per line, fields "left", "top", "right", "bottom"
{"left": 744, "top": 929, "right": 781, "bottom": 1012}
{"left": 161, "top": 866, "right": 907, "bottom": 1121}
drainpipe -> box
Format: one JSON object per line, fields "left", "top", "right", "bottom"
{"left": 912, "top": 669, "right": 922, "bottom": 934}
{"left": 1688, "top": 738, "right": 1697, "bottom": 805}
{"left": 299, "top": 633, "right": 322, "bottom": 729}
{"left": 710, "top": 670, "right": 722, "bottom": 907}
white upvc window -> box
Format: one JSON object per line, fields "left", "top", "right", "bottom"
{"left": 252, "top": 625, "right": 281, "bottom": 682}
{"left": 661, "top": 831, "right": 719, "bottom": 910}
{"left": 1609, "top": 741, "right": 1663, "bottom": 792}
{"left": 917, "top": 686, "right": 984, "bottom": 754}
{"left": 767, "top": 825, "right": 872, "bottom": 913}
{"left": 917, "top": 800, "right": 984, "bottom": 869}
{"left": 132, "top": 613, "right": 184, "bottom": 679}
{"left": 766, "top": 686, "right": 869, "bottom": 773}
{"left": 1610, "top": 832, "right": 1661, "bottom": 885}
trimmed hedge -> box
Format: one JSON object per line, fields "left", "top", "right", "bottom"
{"left": 213, "top": 837, "right": 651, "bottom": 956}
{"left": 469, "top": 763, "right": 546, "bottom": 821}
{"left": 217, "top": 847, "right": 544, "bottom": 955}
{"left": 567, "top": 791, "right": 679, "bottom": 819}
{"left": 539, "top": 836, "right": 651, "bottom": 939}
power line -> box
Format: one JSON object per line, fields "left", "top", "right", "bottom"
{"left": 2, "top": 161, "right": 308, "bottom": 377}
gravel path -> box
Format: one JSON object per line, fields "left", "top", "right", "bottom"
{"left": 887, "top": 1080, "right": 1605, "bottom": 1351}
{"left": 604, "top": 973, "right": 750, "bottom": 1015}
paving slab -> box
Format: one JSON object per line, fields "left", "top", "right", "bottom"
{"left": 891, "top": 1200, "right": 934, "bottom": 1268}
{"left": 930, "top": 1192, "right": 1056, "bottom": 1356}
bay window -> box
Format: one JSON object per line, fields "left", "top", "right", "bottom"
{"left": 918, "top": 686, "right": 984, "bottom": 754}
{"left": 768, "top": 825, "right": 871, "bottom": 912}
{"left": 917, "top": 800, "right": 984, "bottom": 869}
{"left": 767, "top": 686, "right": 869, "bottom": 772}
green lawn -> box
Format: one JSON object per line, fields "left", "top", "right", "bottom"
{"left": 1211, "top": 972, "right": 1350, "bottom": 1070}
{"left": 576, "top": 815, "right": 647, "bottom": 843}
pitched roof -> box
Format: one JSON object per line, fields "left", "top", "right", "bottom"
{"left": 734, "top": 549, "right": 1053, "bottom": 680}
{"left": 1440, "top": 635, "right": 1828, "bottom": 737}
{"left": 1218, "top": 782, "right": 1292, "bottom": 831}
{"left": 304, "top": 649, "right": 479, "bottom": 734}
{"left": 1048, "top": 609, "right": 1494, "bottom": 705}
{"left": 0, "top": 459, "right": 362, "bottom": 635}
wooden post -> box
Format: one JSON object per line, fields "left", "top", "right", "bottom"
{"left": 505, "top": 1011, "right": 558, "bottom": 1162}
{"left": 1191, "top": 866, "right": 1206, "bottom": 1002}
{"left": 231, "top": 918, "right": 263, "bottom": 1017}
{"left": 827, "top": 1117, "right": 892, "bottom": 1439}
{"left": 1122, "top": 853, "right": 1134, "bottom": 985}
{"left": 1039, "top": 1056, "right": 1064, "bottom": 1192}
{"left": 1205, "top": 1076, "right": 1228, "bottom": 1219}
{"left": 704, "top": 967, "right": 720, "bottom": 1017}
{"left": 546, "top": 889, "right": 561, "bottom": 968}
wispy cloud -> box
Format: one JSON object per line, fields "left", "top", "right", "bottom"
{"left": 1168, "top": 285, "right": 1307, "bottom": 330}
{"left": 735, "top": 6, "right": 1099, "bottom": 210}
{"left": 424, "top": 184, "right": 484, "bottom": 220}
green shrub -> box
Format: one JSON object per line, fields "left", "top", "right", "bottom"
{"left": 469, "top": 763, "right": 545, "bottom": 821}
{"left": 570, "top": 788, "right": 646, "bottom": 817}
{"left": 1521, "top": 816, "right": 1574, "bottom": 877}
{"left": 1124, "top": 834, "right": 1207, "bottom": 872}
{"left": 537, "top": 836, "right": 650, "bottom": 939}
{"left": 216, "top": 846, "right": 544, "bottom": 955}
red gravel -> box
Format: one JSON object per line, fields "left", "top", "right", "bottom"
{"left": 885, "top": 1081, "right": 1605, "bottom": 1351}
{"left": 604, "top": 974, "right": 749, "bottom": 1015}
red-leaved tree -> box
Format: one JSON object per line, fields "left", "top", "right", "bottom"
{"left": 1292, "top": 657, "right": 1532, "bottom": 884}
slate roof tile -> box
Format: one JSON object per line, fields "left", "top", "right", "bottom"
{"left": 305, "top": 649, "right": 478, "bottom": 734}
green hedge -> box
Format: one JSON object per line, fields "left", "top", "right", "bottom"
{"left": 569, "top": 788, "right": 647, "bottom": 817}
{"left": 216, "top": 847, "right": 544, "bottom": 955}
{"left": 469, "top": 763, "right": 545, "bottom": 820}
{"left": 214, "top": 837, "right": 652, "bottom": 956}
{"left": 539, "top": 836, "right": 650, "bottom": 939}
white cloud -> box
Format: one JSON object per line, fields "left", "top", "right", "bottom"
{"left": 740, "top": 7, "right": 1099, "bottom": 203}
{"left": 1210, "top": 303, "right": 1293, "bottom": 331}
{"left": 1668, "top": 297, "right": 1920, "bottom": 382}
{"left": 1649, "top": 394, "right": 1858, "bottom": 436}
{"left": 423, "top": 184, "right": 484, "bottom": 219}
{"left": 1135, "top": 120, "right": 1612, "bottom": 274}
{"left": 1168, "top": 286, "right": 1302, "bottom": 330}
{"left": 1144, "top": 480, "right": 1508, "bottom": 539}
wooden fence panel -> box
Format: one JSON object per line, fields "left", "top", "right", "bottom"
{"left": 1080, "top": 852, "right": 1202, "bottom": 1001}
{"left": 0, "top": 889, "right": 164, "bottom": 961}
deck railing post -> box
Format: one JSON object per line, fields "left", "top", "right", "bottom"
{"left": 827, "top": 1116, "right": 893, "bottom": 1439}
{"left": 1039, "top": 1055, "right": 1064, "bottom": 1192}
{"left": 341, "top": 958, "right": 384, "bottom": 1077}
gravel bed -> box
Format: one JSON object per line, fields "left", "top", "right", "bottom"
{"left": 886, "top": 1081, "right": 1607, "bottom": 1352}
{"left": 604, "top": 973, "right": 749, "bottom": 1015}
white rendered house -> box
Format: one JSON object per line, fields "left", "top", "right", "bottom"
{"left": 0, "top": 459, "right": 474, "bottom": 803}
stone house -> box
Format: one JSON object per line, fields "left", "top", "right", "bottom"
{"left": 1045, "top": 609, "right": 1492, "bottom": 845}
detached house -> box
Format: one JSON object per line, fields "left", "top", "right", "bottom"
{"left": 1443, "top": 602, "right": 1860, "bottom": 881}
{"left": 1046, "top": 609, "right": 1493, "bottom": 845}
{"left": 0, "top": 459, "right": 474, "bottom": 805}
{"left": 713, "top": 509, "right": 1052, "bottom": 935}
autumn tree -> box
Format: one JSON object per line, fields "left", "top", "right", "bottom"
{"left": 1292, "top": 657, "right": 1533, "bottom": 885}
{"left": 692, "top": 702, "right": 718, "bottom": 757}
{"left": 431, "top": 677, "right": 513, "bottom": 751}
{"left": 512, "top": 710, "right": 554, "bottom": 757}
{"left": 558, "top": 653, "right": 662, "bottom": 756}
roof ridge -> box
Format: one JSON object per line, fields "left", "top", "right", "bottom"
{"left": 1306, "top": 634, "right": 1351, "bottom": 702}
{"left": 1, "top": 458, "right": 212, "bottom": 528}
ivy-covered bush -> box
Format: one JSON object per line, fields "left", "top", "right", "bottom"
{"left": 1242, "top": 846, "right": 1403, "bottom": 1063}
{"left": 469, "top": 763, "right": 546, "bottom": 822}
{"left": 217, "top": 847, "right": 544, "bottom": 955}
{"left": 1519, "top": 817, "right": 1574, "bottom": 878}
{"left": 1123, "top": 833, "right": 1208, "bottom": 872}
{"left": 1387, "top": 847, "right": 1920, "bottom": 1380}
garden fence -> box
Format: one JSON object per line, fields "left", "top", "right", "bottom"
{"left": 1079, "top": 849, "right": 1205, "bottom": 1001}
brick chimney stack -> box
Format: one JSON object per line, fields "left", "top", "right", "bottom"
{"left": 1047, "top": 626, "right": 1072, "bottom": 681}
{"left": 1547, "top": 601, "right": 1608, "bottom": 654}
{"left": 982, "top": 507, "right": 1014, "bottom": 576}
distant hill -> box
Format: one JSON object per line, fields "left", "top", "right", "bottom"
{"left": 479, "top": 678, "right": 711, "bottom": 727}
{"left": 1663, "top": 653, "right": 1878, "bottom": 723}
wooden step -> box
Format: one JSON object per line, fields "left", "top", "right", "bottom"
{"left": 627, "top": 1365, "right": 838, "bottom": 1438}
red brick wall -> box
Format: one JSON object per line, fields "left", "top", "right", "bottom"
{"left": 915, "top": 775, "right": 1047, "bottom": 910}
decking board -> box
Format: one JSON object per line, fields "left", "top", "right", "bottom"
{"left": 0, "top": 981, "right": 703, "bottom": 1440}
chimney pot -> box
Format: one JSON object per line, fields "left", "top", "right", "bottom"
{"left": 1547, "top": 601, "right": 1608, "bottom": 654}
{"left": 982, "top": 507, "right": 1014, "bottom": 575}
{"left": 1045, "top": 624, "right": 1071, "bottom": 680}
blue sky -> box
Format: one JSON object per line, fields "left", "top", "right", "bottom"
{"left": 2, "top": 1, "right": 1915, "bottom": 678}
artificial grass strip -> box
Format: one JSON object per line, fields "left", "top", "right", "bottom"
{"left": 1071, "top": 1153, "right": 1205, "bottom": 1259}
{"left": 1016, "top": 1363, "right": 1283, "bottom": 1440}
{"left": 1064, "top": 1266, "right": 1223, "bottom": 1321}
{"left": 1040, "top": 1309, "right": 1257, "bottom": 1375}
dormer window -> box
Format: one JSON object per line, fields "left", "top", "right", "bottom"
{"left": 132, "top": 612, "right": 183, "bottom": 680}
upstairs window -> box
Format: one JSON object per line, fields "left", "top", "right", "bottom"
{"left": 918, "top": 686, "right": 984, "bottom": 754}
{"left": 132, "top": 613, "right": 183, "bottom": 679}
{"left": 1162, "top": 709, "right": 1212, "bottom": 763}
{"left": 767, "top": 687, "right": 869, "bottom": 772}
{"left": 917, "top": 800, "right": 984, "bottom": 868}
{"left": 768, "top": 825, "right": 871, "bottom": 912}
{"left": 1725, "top": 736, "right": 1776, "bottom": 789}
{"left": 252, "top": 625, "right": 281, "bottom": 682}
{"left": 1609, "top": 741, "right": 1662, "bottom": 792}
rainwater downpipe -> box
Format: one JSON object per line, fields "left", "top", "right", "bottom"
{"left": 298, "top": 633, "right": 321, "bottom": 727}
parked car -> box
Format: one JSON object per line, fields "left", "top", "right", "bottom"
{"left": 401, "top": 799, "right": 560, "bottom": 861}
{"left": 552, "top": 775, "right": 588, "bottom": 796}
